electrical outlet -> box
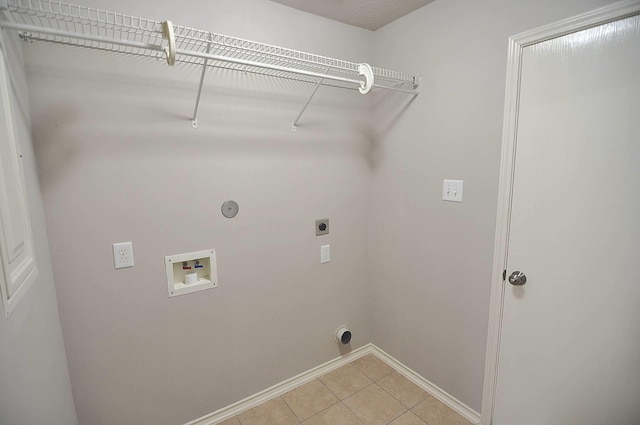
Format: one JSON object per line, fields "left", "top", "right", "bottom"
{"left": 113, "top": 242, "right": 134, "bottom": 269}
{"left": 316, "top": 218, "right": 329, "bottom": 236}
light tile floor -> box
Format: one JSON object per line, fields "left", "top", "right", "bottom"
{"left": 217, "top": 354, "right": 473, "bottom": 425}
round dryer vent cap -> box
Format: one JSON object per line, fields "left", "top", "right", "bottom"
{"left": 336, "top": 326, "right": 352, "bottom": 345}
{"left": 221, "top": 200, "right": 239, "bottom": 218}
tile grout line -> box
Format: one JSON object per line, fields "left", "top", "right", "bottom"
{"left": 375, "top": 371, "right": 431, "bottom": 410}
{"left": 339, "top": 399, "right": 366, "bottom": 425}
{"left": 314, "top": 373, "right": 367, "bottom": 425}
{"left": 371, "top": 382, "right": 412, "bottom": 425}
{"left": 341, "top": 380, "right": 377, "bottom": 424}
{"left": 279, "top": 393, "right": 303, "bottom": 423}
{"left": 350, "top": 354, "right": 414, "bottom": 425}
{"left": 275, "top": 395, "right": 300, "bottom": 425}
{"left": 316, "top": 374, "right": 342, "bottom": 403}
{"left": 341, "top": 380, "right": 409, "bottom": 425}
{"left": 319, "top": 363, "right": 373, "bottom": 402}
{"left": 284, "top": 379, "right": 342, "bottom": 425}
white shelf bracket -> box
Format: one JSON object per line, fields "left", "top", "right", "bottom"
{"left": 412, "top": 74, "right": 422, "bottom": 89}
{"left": 358, "top": 63, "right": 374, "bottom": 94}
{"left": 191, "top": 34, "right": 212, "bottom": 129}
{"left": 292, "top": 66, "right": 331, "bottom": 132}
{"left": 161, "top": 20, "right": 176, "bottom": 66}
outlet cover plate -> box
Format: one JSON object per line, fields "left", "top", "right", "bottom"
{"left": 113, "top": 242, "right": 134, "bottom": 269}
{"left": 321, "top": 244, "right": 331, "bottom": 264}
{"left": 442, "top": 179, "right": 464, "bottom": 202}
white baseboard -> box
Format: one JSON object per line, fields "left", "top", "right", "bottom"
{"left": 370, "top": 346, "right": 481, "bottom": 425}
{"left": 184, "top": 343, "right": 481, "bottom": 425}
{"left": 184, "top": 344, "right": 375, "bottom": 425}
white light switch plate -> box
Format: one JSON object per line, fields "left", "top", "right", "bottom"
{"left": 442, "top": 179, "right": 464, "bottom": 202}
{"left": 321, "top": 245, "right": 331, "bottom": 264}
{"left": 113, "top": 242, "right": 134, "bottom": 269}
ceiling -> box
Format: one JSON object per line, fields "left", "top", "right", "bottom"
{"left": 268, "top": 0, "right": 435, "bottom": 31}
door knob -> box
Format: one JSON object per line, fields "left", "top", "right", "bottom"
{"left": 508, "top": 271, "right": 527, "bottom": 286}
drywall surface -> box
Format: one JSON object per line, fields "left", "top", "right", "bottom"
{"left": 0, "top": 30, "right": 78, "bottom": 425}
{"left": 24, "top": 1, "right": 373, "bottom": 424}
{"left": 370, "top": 0, "right": 618, "bottom": 412}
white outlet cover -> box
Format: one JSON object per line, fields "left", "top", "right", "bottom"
{"left": 442, "top": 179, "right": 464, "bottom": 202}
{"left": 113, "top": 242, "right": 134, "bottom": 269}
{"left": 321, "top": 245, "right": 331, "bottom": 264}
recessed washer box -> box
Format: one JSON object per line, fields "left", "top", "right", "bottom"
{"left": 165, "top": 249, "right": 217, "bottom": 298}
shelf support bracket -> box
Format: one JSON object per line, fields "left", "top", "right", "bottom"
{"left": 161, "top": 21, "right": 176, "bottom": 66}
{"left": 191, "top": 33, "right": 212, "bottom": 129}
{"left": 292, "top": 66, "right": 331, "bottom": 132}
{"left": 357, "top": 63, "right": 374, "bottom": 94}
{"left": 412, "top": 74, "right": 422, "bottom": 89}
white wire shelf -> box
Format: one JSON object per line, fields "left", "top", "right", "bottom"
{"left": 0, "top": 0, "right": 420, "bottom": 128}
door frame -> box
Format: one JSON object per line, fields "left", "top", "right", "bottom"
{"left": 480, "top": 1, "right": 640, "bottom": 424}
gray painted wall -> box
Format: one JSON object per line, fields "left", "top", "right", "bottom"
{"left": 14, "top": 0, "right": 626, "bottom": 423}
{"left": 370, "top": 0, "right": 618, "bottom": 412}
{"left": 24, "top": 1, "right": 373, "bottom": 424}
{"left": 0, "top": 30, "right": 78, "bottom": 425}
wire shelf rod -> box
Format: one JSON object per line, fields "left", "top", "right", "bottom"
{"left": 372, "top": 84, "right": 419, "bottom": 95}
{"left": 175, "top": 48, "right": 366, "bottom": 89}
{"left": 0, "top": 20, "right": 165, "bottom": 53}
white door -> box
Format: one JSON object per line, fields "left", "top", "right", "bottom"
{"left": 0, "top": 43, "right": 38, "bottom": 316}
{"left": 491, "top": 9, "right": 640, "bottom": 425}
